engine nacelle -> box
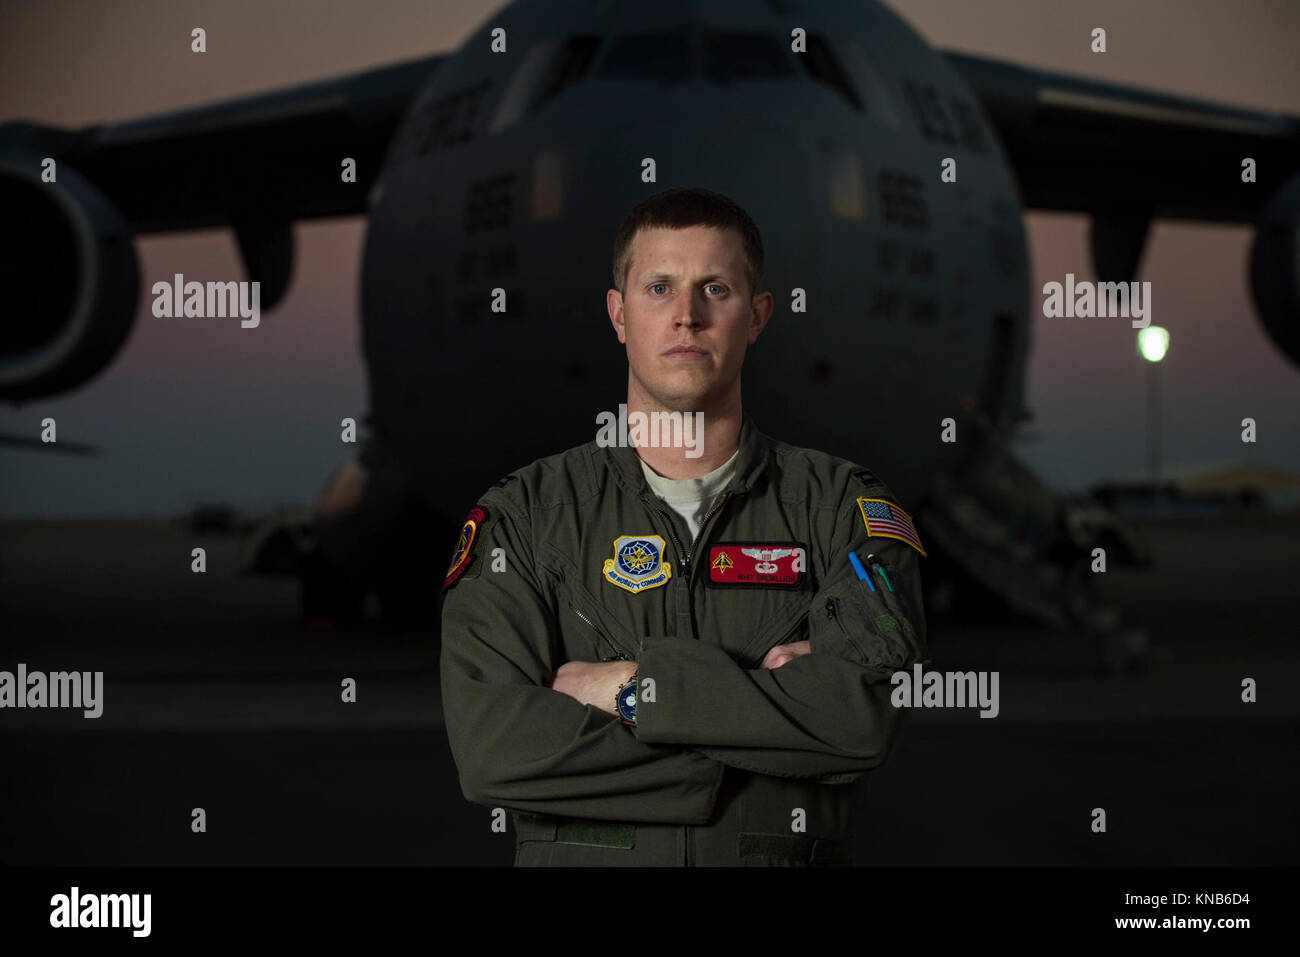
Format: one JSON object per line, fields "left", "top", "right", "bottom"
{"left": 0, "top": 152, "right": 139, "bottom": 400}
{"left": 1250, "top": 171, "right": 1300, "bottom": 371}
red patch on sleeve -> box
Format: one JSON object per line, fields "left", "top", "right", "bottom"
{"left": 443, "top": 506, "right": 487, "bottom": 588}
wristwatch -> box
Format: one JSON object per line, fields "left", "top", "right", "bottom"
{"left": 615, "top": 672, "right": 638, "bottom": 726}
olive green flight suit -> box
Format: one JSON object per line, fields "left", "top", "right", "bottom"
{"left": 439, "top": 415, "right": 929, "bottom": 865}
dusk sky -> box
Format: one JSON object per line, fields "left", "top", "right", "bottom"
{"left": 2, "top": 0, "right": 1297, "bottom": 517}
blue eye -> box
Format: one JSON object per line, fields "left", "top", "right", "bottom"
{"left": 651, "top": 283, "right": 668, "bottom": 295}
{"left": 707, "top": 284, "right": 724, "bottom": 295}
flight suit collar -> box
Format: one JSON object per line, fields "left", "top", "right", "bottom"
{"left": 602, "top": 412, "right": 771, "bottom": 498}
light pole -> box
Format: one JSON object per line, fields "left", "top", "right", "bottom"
{"left": 1137, "top": 326, "right": 1170, "bottom": 481}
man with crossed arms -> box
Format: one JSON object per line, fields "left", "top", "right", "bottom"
{"left": 440, "top": 187, "right": 928, "bottom": 866}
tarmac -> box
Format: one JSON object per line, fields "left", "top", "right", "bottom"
{"left": 0, "top": 512, "right": 1296, "bottom": 865}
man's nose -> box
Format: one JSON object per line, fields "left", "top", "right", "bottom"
{"left": 674, "top": 296, "right": 705, "bottom": 327}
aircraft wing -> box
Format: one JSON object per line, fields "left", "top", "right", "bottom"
{"left": 0, "top": 54, "right": 443, "bottom": 399}
{"left": 945, "top": 50, "right": 1300, "bottom": 366}
{"left": 2, "top": 53, "right": 443, "bottom": 233}
{"left": 945, "top": 50, "right": 1299, "bottom": 223}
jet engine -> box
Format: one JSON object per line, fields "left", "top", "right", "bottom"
{"left": 0, "top": 150, "right": 138, "bottom": 400}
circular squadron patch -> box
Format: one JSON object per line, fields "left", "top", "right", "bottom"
{"left": 602, "top": 535, "right": 672, "bottom": 594}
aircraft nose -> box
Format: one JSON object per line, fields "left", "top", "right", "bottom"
{"left": 592, "top": 104, "right": 822, "bottom": 214}
{"left": 569, "top": 102, "right": 835, "bottom": 296}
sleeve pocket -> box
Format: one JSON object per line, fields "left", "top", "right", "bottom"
{"left": 811, "top": 576, "right": 921, "bottom": 672}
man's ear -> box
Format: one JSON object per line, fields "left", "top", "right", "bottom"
{"left": 747, "top": 290, "right": 774, "bottom": 344}
{"left": 607, "top": 288, "right": 627, "bottom": 344}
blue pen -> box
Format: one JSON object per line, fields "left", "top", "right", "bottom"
{"left": 848, "top": 552, "right": 876, "bottom": 591}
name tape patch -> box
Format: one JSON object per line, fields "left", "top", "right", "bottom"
{"left": 708, "top": 542, "right": 808, "bottom": 588}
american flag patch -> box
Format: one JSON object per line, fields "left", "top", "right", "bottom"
{"left": 856, "top": 498, "right": 926, "bottom": 556}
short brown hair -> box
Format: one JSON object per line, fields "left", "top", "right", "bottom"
{"left": 612, "top": 187, "right": 765, "bottom": 299}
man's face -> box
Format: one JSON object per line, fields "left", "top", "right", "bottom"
{"left": 607, "top": 225, "right": 772, "bottom": 412}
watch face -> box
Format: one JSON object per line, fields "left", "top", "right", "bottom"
{"left": 617, "top": 681, "right": 637, "bottom": 722}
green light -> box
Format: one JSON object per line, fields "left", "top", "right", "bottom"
{"left": 1138, "top": 326, "right": 1170, "bottom": 362}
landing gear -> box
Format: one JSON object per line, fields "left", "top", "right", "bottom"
{"left": 1061, "top": 557, "right": 1149, "bottom": 673}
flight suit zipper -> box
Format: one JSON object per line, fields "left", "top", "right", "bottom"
{"left": 640, "top": 490, "right": 730, "bottom": 870}
{"left": 689, "top": 492, "right": 730, "bottom": 583}
{"left": 571, "top": 604, "right": 634, "bottom": 661}
{"left": 824, "top": 595, "right": 863, "bottom": 660}
{"left": 640, "top": 491, "right": 730, "bottom": 585}
{"left": 642, "top": 495, "right": 691, "bottom": 575}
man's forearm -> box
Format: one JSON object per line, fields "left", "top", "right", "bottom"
{"left": 632, "top": 635, "right": 904, "bottom": 779}
{"left": 441, "top": 647, "right": 726, "bottom": 823}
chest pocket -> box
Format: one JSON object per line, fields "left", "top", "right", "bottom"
{"left": 539, "top": 542, "right": 642, "bottom": 663}
{"left": 811, "top": 558, "right": 924, "bottom": 672}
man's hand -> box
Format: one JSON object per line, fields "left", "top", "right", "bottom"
{"left": 548, "top": 660, "right": 638, "bottom": 714}
{"left": 760, "top": 640, "right": 812, "bottom": 670}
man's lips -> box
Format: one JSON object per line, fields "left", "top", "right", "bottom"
{"left": 664, "top": 345, "right": 708, "bottom": 359}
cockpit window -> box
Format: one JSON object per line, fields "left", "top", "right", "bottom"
{"left": 529, "top": 35, "right": 601, "bottom": 114}
{"left": 798, "top": 35, "right": 863, "bottom": 111}
{"left": 490, "top": 35, "right": 602, "bottom": 132}
{"left": 593, "top": 28, "right": 857, "bottom": 110}
{"left": 599, "top": 31, "right": 691, "bottom": 82}
{"left": 701, "top": 31, "right": 795, "bottom": 82}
